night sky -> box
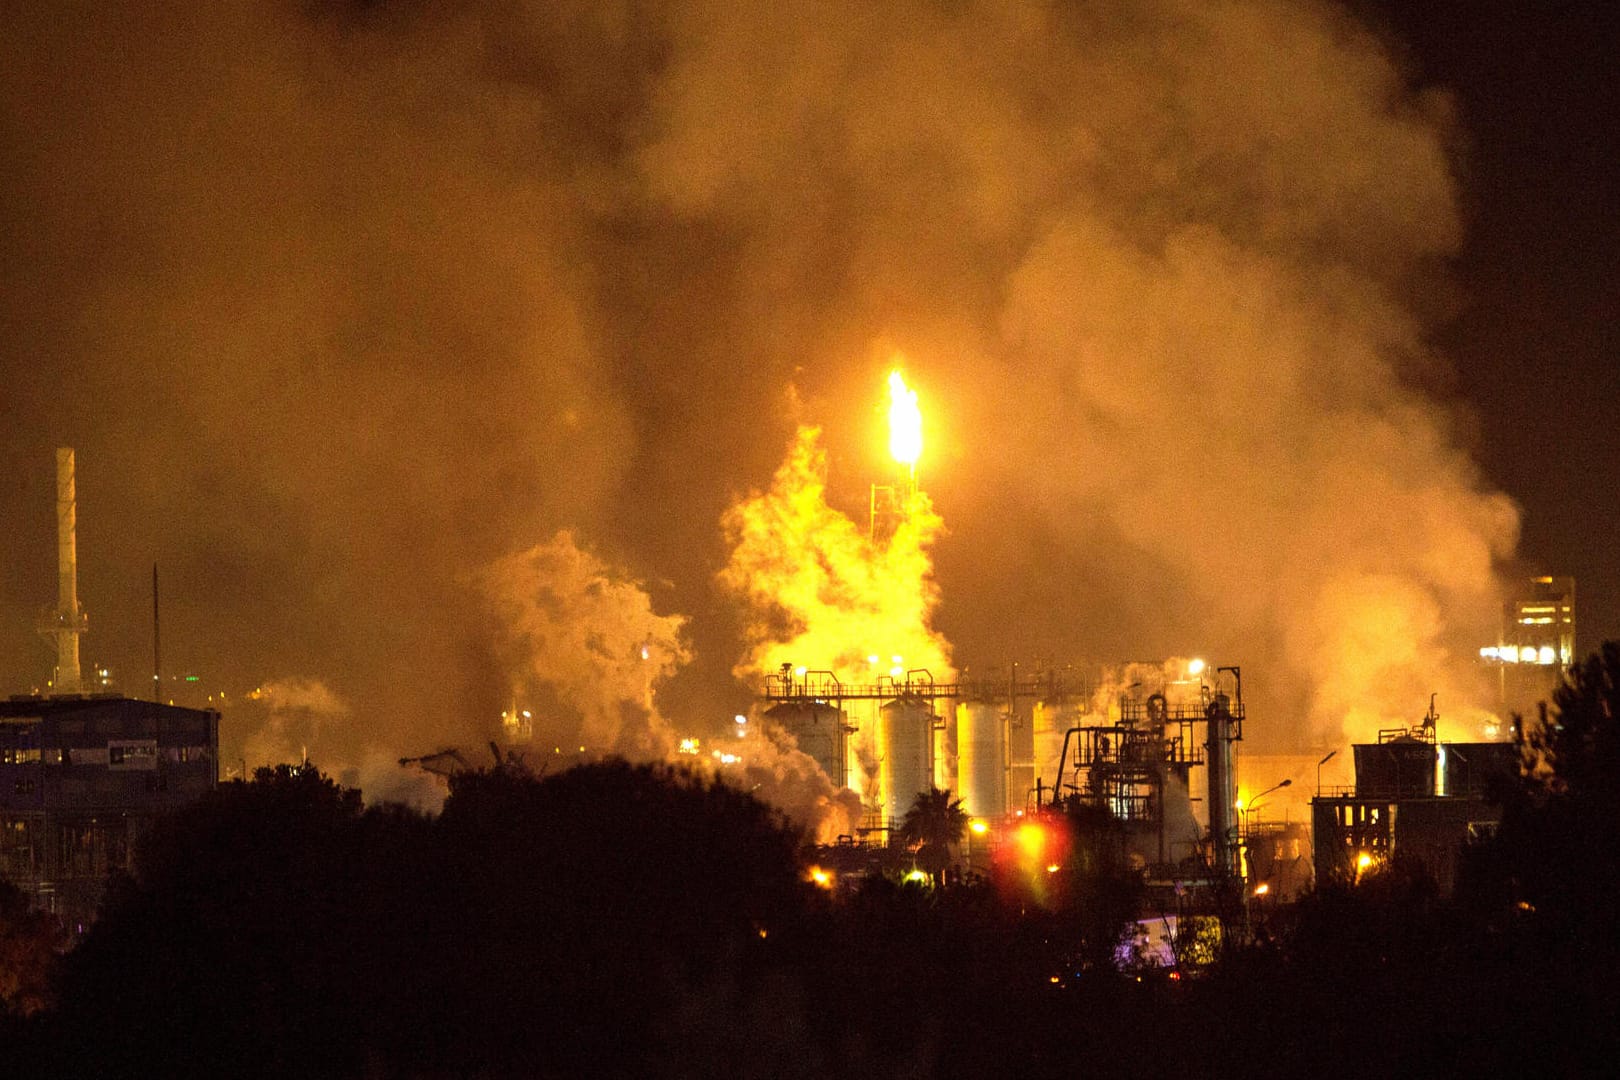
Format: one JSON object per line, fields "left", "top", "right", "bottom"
{"left": 1365, "top": 1, "right": 1619, "bottom": 652}
{"left": 1, "top": 2, "right": 1614, "bottom": 787}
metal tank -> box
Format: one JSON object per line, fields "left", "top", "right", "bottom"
{"left": 955, "top": 700, "right": 1006, "bottom": 819}
{"left": 763, "top": 702, "right": 847, "bottom": 789}
{"left": 1032, "top": 699, "right": 1080, "bottom": 797}
{"left": 879, "top": 697, "right": 936, "bottom": 823}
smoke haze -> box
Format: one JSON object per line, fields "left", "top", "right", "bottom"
{"left": 1, "top": 1, "right": 1517, "bottom": 783}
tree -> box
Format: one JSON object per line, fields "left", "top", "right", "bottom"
{"left": 898, "top": 786, "right": 968, "bottom": 885}
{"left": 0, "top": 877, "right": 60, "bottom": 1017}
{"left": 1478, "top": 641, "right": 1620, "bottom": 952}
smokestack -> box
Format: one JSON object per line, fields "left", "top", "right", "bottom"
{"left": 43, "top": 448, "right": 87, "bottom": 694}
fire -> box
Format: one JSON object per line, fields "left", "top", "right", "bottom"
{"left": 887, "top": 369, "right": 922, "bottom": 470}
{"left": 720, "top": 426, "right": 953, "bottom": 687}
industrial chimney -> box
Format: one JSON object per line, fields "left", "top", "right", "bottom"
{"left": 40, "top": 447, "right": 88, "bottom": 694}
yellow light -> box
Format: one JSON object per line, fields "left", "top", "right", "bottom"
{"left": 1045, "top": 864, "right": 1061, "bottom": 874}
{"left": 969, "top": 819, "right": 989, "bottom": 836}
{"left": 1356, "top": 852, "right": 1374, "bottom": 872}
{"left": 808, "top": 866, "right": 834, "bottom": 889}
{"left": 1015, "top": 822, "right": 1045, "bottom": 860}
{"left": 1188, "top": 658, "right": 1206, "bottom": 676}
{"left": 887, "top": 369, "right": 922, "bottom": 468}
{"left": 905, "top": 869, "right": 929, "bottom": 884}
{"left": 1253, "top": 883, "right": 1270, "bottom": 896}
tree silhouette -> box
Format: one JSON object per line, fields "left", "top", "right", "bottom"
{"left": 898, "top": 786, "right": 968, "bottom": 885}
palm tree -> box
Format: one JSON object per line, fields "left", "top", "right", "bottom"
{"left": 899, "top": 786, "right": 969, "bottom": 885}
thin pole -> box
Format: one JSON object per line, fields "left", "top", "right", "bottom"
{"left": 152, "top": 563, "right": 161, "bottom": 703}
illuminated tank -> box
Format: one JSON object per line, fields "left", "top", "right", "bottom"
{"left": 1032, "top": 699, "right": 1080, "bottom": 797}
{"left": 955, "top": 699, "right": 1005, "bottom": 818}
{"left": 763, "top": 701, "right": 848, "bottom": 789}
{"left": 879, "top": 696, "right": 935, "bottom": 823}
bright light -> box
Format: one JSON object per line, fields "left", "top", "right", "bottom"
{"left": 1045, "top": 864, "right": 1061, "bottom": 874}
{"left": 1356, "top": 852, "right": 1374, "bottom": 872}
{"left": 1538, "top": 646, "right": 1556, "bottom": 665}
{"left": 1519, "top": 646, "right": 1537, "bottom": 663}
{"left": 1188, "top": 658, "right": 1206, "bottom": 677}
{"left": 867, "top": 654, "right": 880, "bottom": 665}
{"left": 887, "top": 370, "right": 922, "bottom": 468}
{"left": 678, "top": 738, "right": 700, "bottom": 755}
{"left": 1253, "top": 883, "right": 1270, "bottom": 896}
{"left": 734, "top": 714, "right": 747, "bottom": 725}
{"left": 794, "top": 665, "right": 808, "bottom": 678}
{"left": 905, "top": 869, "right": 929, "bottom": 884}
{"left": 1015, "top": 822, "right": 1046, "bottom": 860}
{"left": 640, "top": 646, "right": 650, "bottom": 661}
{"left": 808, "top": 866, "right": 834, "bottom": 889}
{"left": 969, "top": 819, "right": 989, "bottom": 836}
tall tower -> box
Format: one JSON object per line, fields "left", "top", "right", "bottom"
{"left": 39, "top": 448, "right": 88, "bottom": 694}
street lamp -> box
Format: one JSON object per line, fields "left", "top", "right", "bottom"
{"left": 1317, "top": 750, "right": 1338, "bottom": 796}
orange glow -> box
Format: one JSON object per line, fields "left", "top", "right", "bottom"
{"left": 1015, "top": 822, "right": 1046, "bottom": 860}
{"left": 887, "top": 369, "right": 922, "bottom": 469}
{"left": 807, "top": 865, "right": 835, "bottom": 889}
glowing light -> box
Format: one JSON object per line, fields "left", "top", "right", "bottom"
{"left": 734, "top": 714, "right": 747, "bottom": 725}
{"left": 807, "top": 866, "right": 834, "bottom": 889}
{"left": 1188, "top": 658, "right": 1206, "bottom": 676}
{"left": 794, "top": 665, "right": 808, "bottom": 678}
{"left": 887, "top": 370, "right": 922, "bottom": 468}
{"left": 1015, "top": 822, "right": 1046, "bottom": 860}
{"left": 1356, "top": 852, "right": 1374, "bottom": 872}
{"left": 640, "top": 645, "right": 650, "bottom": 661}
{"left": 1538, "top": 646, "right": 1555, "bottom": 665}
{"left": 1519, "top": 646, "right": 1537, "bottom": 663}
{"left": 904, "top": 869, "right": 929, "bottom": 884}
{"left": 969, "top": 819, "right": 989, "bottom": 836}
{"left": 1045, "top": 864, "right": 1061, "bottom": 874}
{"left": 867, "top": 654, "right": 880, "bottom": 665}
{"left": 1253, "top": 883, "right": 1270, "bottom": 896}
{"left": 678, "top": 738, "right": 700, "bottom": 755}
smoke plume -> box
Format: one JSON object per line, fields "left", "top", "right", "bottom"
{"left": 0, "top": 0, "right": 1517, "bottom": 770}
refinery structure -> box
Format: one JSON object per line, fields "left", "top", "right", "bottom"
{"left": 1, "top": 373, "right": 1570, "bottom": 944}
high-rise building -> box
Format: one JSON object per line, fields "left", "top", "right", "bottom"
{"left": 1479, "top": 576, "right": 1576, "bottom": 719}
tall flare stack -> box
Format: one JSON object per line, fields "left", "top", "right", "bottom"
{"left": 41, "top": 447, "right": 88, "bottom": 694}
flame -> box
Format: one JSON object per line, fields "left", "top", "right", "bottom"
{"left": 887, "top": 369, "right": 922, "bottom": 470}
{"left": 720, "top": 423, "right": 953, "bottom": 687}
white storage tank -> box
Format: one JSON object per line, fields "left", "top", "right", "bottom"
{"left": 955, "top": 700, "right": 1005, "bottom": 819}
{"left": 1033, "top": 699, "right": 1080, "bottom": 795}
{"left": 763, "top": 701, "right": 847, "bottom": 788}
{"left": 879, "top": 697, "right": 935, "bottom": 824}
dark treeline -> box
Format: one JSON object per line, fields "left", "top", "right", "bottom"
{"left": 2, "top": 643, "right": 1619, "bottom": 1077}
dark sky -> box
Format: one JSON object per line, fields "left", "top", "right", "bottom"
{"left": 0, "top": 1, "right": 1614, "bottom": 779}
{"left": 1364, "top": 1, "right": 1620, "bottom": 652}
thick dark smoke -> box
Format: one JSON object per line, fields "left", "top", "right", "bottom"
{"left": 1, "top": 0, "right": 1516, "bottom": 788}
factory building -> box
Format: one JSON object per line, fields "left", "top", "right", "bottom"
{"left": 1480, "top": 575, "right": 1576, "bottom": 722}
{"left": 1311, "top": 712, "right": 1514, "bottom": 896}
{"left": 0, "top": 694, "right": 219, "bottom": 930}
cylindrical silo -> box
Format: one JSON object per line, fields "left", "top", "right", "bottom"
{"left": 763, "top": 701, "right": 847, "bottom": 789}
{"left": 955, "top": 700, "right": 1005, "bottom": 819}
{"left": 1032, "top": 699, "right": 1079, "bottom": 796}
{"left": 880, "top": 697, "right": 935, "bottom": 824}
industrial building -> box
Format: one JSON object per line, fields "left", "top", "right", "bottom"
{"left": 761, "top": 659, "right": 1248, "bottom": 881}
{"left": 0, "top": 694, "right": 219, "bottom": 929}
{"left": 1480, "top": 575, "right": 1576, "bottom": 722}
{"left": 1311, "top": 706, "right": 1515, "bottom": 895}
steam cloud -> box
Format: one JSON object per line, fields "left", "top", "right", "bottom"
{"left": 1, "top": 0, "right": 1517, "bottom": 781}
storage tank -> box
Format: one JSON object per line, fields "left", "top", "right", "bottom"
{"left": 955, "top": 700, "right": 1005, "bottom": 819}
{"left": 1032, "top": 699, "right": 1080, "bottom": 796}
{"left": 763, "top": 702, "right": 847, "bottom": 788}
{"left": 879, "top": 697, "right": 935, "bottom": 823}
